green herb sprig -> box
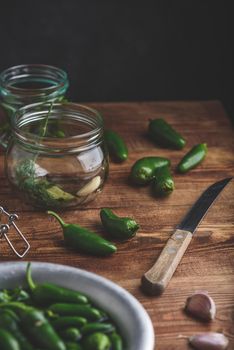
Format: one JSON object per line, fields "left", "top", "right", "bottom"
{"left": 15, "top": 103, "right": 75, "bottom": 209}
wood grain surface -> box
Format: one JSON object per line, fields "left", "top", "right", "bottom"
{"left": 0, "top": 101, "right": 234, "bottom": 349}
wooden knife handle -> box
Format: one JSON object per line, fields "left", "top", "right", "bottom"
{"left": 141, "top": 229, "right": 193, "bottom": 295}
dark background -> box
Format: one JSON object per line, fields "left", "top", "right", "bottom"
{"left": 0, "top": 1, "right": 233, "bottom": 119}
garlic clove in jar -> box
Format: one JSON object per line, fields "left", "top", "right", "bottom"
{"left": 185, "top": 291, "right": 216, "bottom": 321}
{"left": 189, "top": 332, "right": 229, "bottom": 350}
{"left": 77, "top": 176, "right": 101, "bottom": 197}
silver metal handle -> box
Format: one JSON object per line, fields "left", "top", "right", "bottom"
{"left": 0, "top": 206, "right": 30, "bottom": 258}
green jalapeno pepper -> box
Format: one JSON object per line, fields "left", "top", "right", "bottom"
{"left": 104, "top": 130, "right": 128, "bottom": 162}
{"left": 148, "top": 118, "right": 186, "bottom": 149}
{"left": 0, "top": 309, "right": 34, "bottom": 350}
{"left": 81, "top": 322, "right": 115, "bottom": 336}
{"left": 82, "top": 332, "right": 111, "bottom": 350}
{"left": 0, "top": 291, "right": 11, "bottom": 303}
{"left": 100, "top": 208, "right": 139, "bottom": 240}
{"left": 177, "top": 143, "right": 207, "bottom": 173}
{"left": 47, "top": 211, "right": 117, "bottom": 256}
{"left": 48, "top": 304, "right": 103, "bottom": 321}
{"left": 0, "top": 289, "right": 27, "bottom": 303}
{"left": 65, "top": 342, "right": 83, "bottom": 350}
{"left": 0, "top": 327, "right": 20, "bottom": 350}
{"left": 0, "top": 309, "right": 19, "bottom": 322}
{"left": 32, "top": 120, "right": 65, "bottom": 138}
{"left": 152, "top": 166, "right": 175, "bottom": 196}
{"left": 51, "top": 316, "right": 87, "bottom": 330}
{"left": 60, "top": 327, "right": 81, "bottom": 342}
{"left": 26, "top": 263, "right": 88, "bottom": 305}
{"left": 109, "top": 332, "right": 123, "bottom": 350}
{"left": 9, "top": 288, "right": 30, "bottom": 303}
{"left": 130, "top": 156, "right": 170, "bottom": 185}
{"left": 0, "top": 302, "right": 66, "bottom": 350}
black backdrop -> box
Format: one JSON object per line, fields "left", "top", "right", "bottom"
{"left": 0, "top": 1, "right": 233, "bottom": 119}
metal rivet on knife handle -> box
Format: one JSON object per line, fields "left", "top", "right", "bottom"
{"left": 141, "top": 229, "right": 192, "bottom": 295}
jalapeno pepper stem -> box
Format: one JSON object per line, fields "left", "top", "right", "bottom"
{"left": 40, "top": 102, "right": 54, "bottom": 138}
{"left": 26, "top": 262, "right": 36, "bottom": 291}
{"left": 47, "top": 211, "right": 66, "bottom": 228}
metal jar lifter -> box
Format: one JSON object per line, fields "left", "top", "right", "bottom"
{"left": 0, "top": 206, "right": 30, "bottom": 258}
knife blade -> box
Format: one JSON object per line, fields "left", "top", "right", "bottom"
{"left": 141, "top": 177, "right": 232, "bottom": 295}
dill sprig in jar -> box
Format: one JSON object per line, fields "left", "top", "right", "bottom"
{"left": 5, "top": 102, "right": 108, "bottom": 209}
{"left": 0, "top": 64, "right": 69, "bottom": 148}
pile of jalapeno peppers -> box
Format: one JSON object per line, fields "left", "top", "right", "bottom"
{"left": 147, "top": 118, "right": 207, "bottom": 174}
{"left": 0, "top": 264, "right": 123, "bottom": 350}
{"left": 105, "top": 122, "right": 207, "bottom": 197}
{"left": 128, "top": 118, "right": 207, "bottom": 196}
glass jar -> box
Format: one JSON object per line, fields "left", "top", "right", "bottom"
{"left": 0, "top": 64, "right": 69, "bottom": 148}
{"left": 5, "top": 102, "right": 108, "bottom": 209}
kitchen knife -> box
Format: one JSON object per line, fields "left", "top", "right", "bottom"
{"left": 141, "top": 177, "right": 232, "bottom": 295}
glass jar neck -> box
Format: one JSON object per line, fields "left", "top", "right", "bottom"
{"left": 0, "top": 64, "right": 69, "bottom": 108}
{"left": 12, "top": 102, "right": 104, "bottom": 154}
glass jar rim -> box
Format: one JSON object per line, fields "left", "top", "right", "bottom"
{"left": 0, "top": 64, "right": 68, "bottom": 97}
{"left": 12, "top": 102, "right": 104, "bottom": 153}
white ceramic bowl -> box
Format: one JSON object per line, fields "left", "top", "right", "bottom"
{"left": 0, "top": 261, "right": 155, "bottom": 350}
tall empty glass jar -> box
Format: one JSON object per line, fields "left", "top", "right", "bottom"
{"left": 0, "top": 64, "right": 69, "bottom": 148}
{"left": 6, "top": 102, "right": 108, "bottom": 209}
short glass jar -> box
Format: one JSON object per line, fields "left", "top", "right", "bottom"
{"left": 5, "top": 102, "right": 108, "bottom": 209}
{"left": 0, "top": 64, "right": 69, "bottom": 148}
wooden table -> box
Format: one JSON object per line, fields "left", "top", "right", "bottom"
{"left": 0, "top": 101, "right": 233, "bottom": 349}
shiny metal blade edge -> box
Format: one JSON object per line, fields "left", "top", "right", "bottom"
{"left": 177, "top": 177, "right": 232, "bottom": 233}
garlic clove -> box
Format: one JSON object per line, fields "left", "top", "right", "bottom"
{"left": 77, "top": 176, "right": 101, "bottom": 197}
{"left": 185, "top": 291, "right": 216, "bottom": 321}
{"left": 189, "top": 332, "right": 229, "bottom": 350}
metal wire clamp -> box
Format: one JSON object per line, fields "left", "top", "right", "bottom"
{"left": 0, "top": 206, "right": 30, "bottom": 258}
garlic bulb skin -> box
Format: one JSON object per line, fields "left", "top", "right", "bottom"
{"left": 185, "top": 291, "right": 216, "bottom": 321}
{"left": 189, "top": 332, "right": 229, "bottom": 350}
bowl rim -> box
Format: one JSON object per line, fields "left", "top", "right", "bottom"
{"left": 0, "top": 261, "right": 155, "bottom": 350}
